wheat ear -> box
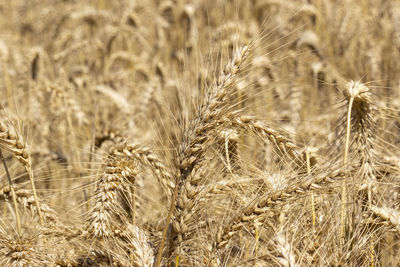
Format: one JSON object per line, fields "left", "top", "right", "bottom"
{"left": 156, "top": 45, "right": 250, "bottom": 267}
{"left": 0, "top": 121, "right": 44, "bottom": 226}
{"left": 340, "top": 81, "right": 376, "bottom": 254}
{"left": 0, "top": 233, "right": 42, "bottom": 266}
{"left": 215, "top": 168, "right": 343, "bottom": 249}
{"left": 86, "top": 151, "right": 136, "bottom": 238}
{"left": 113, "top": 224, "right": 155, "bottom": 267}
{"left": 0, "top": 187, "right": 59, "bottom": 224}
{"left": 370, "top": 205, "right": 400, "bottom": 230}
{"left": 230, "top": 116, "right": 318, "bottom": 167}
{"left": 344, "top": 81, "right": 379, "bottom": 265}
{"left": 111, "top": 142, "right": 174, "bottom": 196}
{"left": 274, "top": 232, "right": 299, "bottom": 267}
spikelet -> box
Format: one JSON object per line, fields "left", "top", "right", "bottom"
{"left": 0, "top": 122, "right": 30, "bottom": 167}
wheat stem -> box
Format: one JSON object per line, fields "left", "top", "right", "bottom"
{"left": 341, "top": 96, "right": 354, "bottom": 241}
{"left": 155, "top": 183, "right": 179, "bottom": 267}
{"left": 26, "top": 166, "right": 44, "bottom": 226}
{"left": 306, "top": 151, "right": 316, "bottom": 230}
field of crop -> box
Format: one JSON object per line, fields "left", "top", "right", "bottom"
{"left": 0, "top": 0, "right": 400, "bottom": 266}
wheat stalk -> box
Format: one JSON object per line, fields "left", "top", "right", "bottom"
{"left": 340, "top": 81, "right": 378, "bottom": 265}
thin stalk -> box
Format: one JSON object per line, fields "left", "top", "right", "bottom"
{"left": 26, "top": 166, "right": 44, "bottom": 225}
{"left": 225, "top": 136, "right": 232, "bottom": 172}
{"left": 129, "top": 185, "right": 137, "bottom": 264}
{"left": 306, "top": 151, "right": 316, "bottom": 230}
{"left": 128, "top": 178, "right": 138, "bottom": 265}
{"left": 131, "top": 185, "right": 136, "bottom": 224}
{"left": 155, "top": 183, "right": 179, "bottom": 267}
{"left": 341, "top": 97, "right": 354, "bottom": 241}
{"left": 369, "top": 233, "right": 375, "bottom": 267}
{"left": 254, "top": 225, "right": 260, "bottom": 254}
{"left": 2, "top": 60, "right": 14, "bottom": 112}
{"left": 344, "top": 97, "right": 354, "bottom": 166}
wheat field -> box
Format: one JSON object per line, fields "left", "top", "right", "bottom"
{"left": 0, "top": 0, "right": 400, "bottom": 266}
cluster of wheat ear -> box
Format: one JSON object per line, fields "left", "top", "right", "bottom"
{"left": 0, "top": 0, "right": 400, "bottom": 266}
